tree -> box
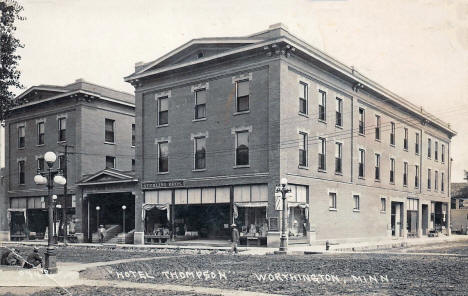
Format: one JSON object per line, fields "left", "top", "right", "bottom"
{"left": 0, "top": 0, "right": 24, "bottom": 122}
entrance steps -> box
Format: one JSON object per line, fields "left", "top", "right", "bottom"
{"left": 91, "top": 224, "right": 121, "bottom": 243}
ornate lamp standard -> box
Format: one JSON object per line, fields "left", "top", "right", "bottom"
{"left": 52, "top": 195, "right": 58, "bottom": 244}
{"left": 274, "top": 178, "right": 291, "bottom": 255}
{"left": 96, "top": 206, "right": 101, "bottom": 232}
{"left": 56, "top": 203, "right": 62, "bottom": 243}
{"left": 122, "top": 205, "right": 126, "bottom": 235}
{"left": 34, "top": 151, "right": 66, "bottom": 274}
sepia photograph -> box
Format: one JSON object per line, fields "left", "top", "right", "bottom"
{"left": 0, "top": 0, "right": 467, "bottom": 295}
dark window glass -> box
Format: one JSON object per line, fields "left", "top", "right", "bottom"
{"left": 299, "top": 82, "right": 307, "bottom": 114}
{"left": 390, "top": 122, "right": 395, "bottom": 145}
{"left": 390, "top": 158, "right": 395, "bottom": 183}
{"left": 236, "top": 80, "right": 249, "bottom": 112}
{"left": 404, "top": 128, "right": 408, "bottom": 150}
{"left": 158, "top": 142, "right": 169, "bottom": 172}
{"left": 335, "top": 142, "right": 342, "bottom": 173}
{"left": 318, "top": 90, "right": 326, "bottom": 121}
{"left": 18, "top": 126, "right": 25, "bottom": 148}
{"left": 131, "top": 124, "right": 136, "bottom": 146}
{"left": 403, "top": 162, "right": 408, "bottom": 186}
{"left": 105, "top": 119, "right": 115, "bottom": 143}
{"left": 195, "top": 89, "right": 207, "bottom": 119}
{"left": 375, "top": 115, "right": 381, "bottom": 140}
{"left": 358, "top": 149, "right": 365, "bottom": 177}
{"left": 415, "top": 133, "right": 420, "bottom": 154}
{"left": 415, "top": 165, "right": 419, "bottom": 188}
{"left": 236, "top": 131, "right": 249, "bottom": 166}
{"left": 37, "top": 122, "right": 45, "bottom": 145}
{"left": 37, "top": 158, "right": 45, "bottom": 171}
{"left": 106, "top": 156, "right": 115, "bottom": 169}
{"left": 132, "top": 159, "right": 135, "bottom": 171}
{"left": 299, "top": 133, "right": 307, "bottom": 167}
{"left": 18, "top": 161, "right": 25, "bottom": 184}
{"left": 359, "top": 108, "right": 365, "bottom": 134}
{"left": 195, "top": 137, "right": 206, "bottom": 170}
{"left": 58, "top": 118, "right": 66, "bottom": 142}
{"left": 318, "top": 138, "right": 326, "bottom": 170}
{"left": 158, "top": 97, "right": 169, "bottom": 125}
{"left": 336, "top": 98, "right": 343, "bottom": 127}
{"left": 375, "top": 154, "right": 380, "bottom": 180}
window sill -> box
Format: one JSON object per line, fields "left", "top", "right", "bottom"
{"left": 427, "top": 189, "right": 431, "bottom": 192}
{"left": 335, "top": 172, "right": 343, "bottom": 176}
{"left": 375, "top": 179, "right": 381, "bottom": 183}
{"left": 375, "top": 138, "right": 381, "bottom": 142}
{"left": 233, "top": 110, "right": 250, "bottom": 116}
{"left": 298, "top": 165, "right": 309, "bottom": 170}
{"left": 415, "top": 153, "right": 420, "bottom": 156}
{"left": 131, "top": 145, "right": 135, "bottom": 148}
{"left": 434, "top": 160, "right": 438, "bottom": 163}
{"left": 157, "top": 124, "right": 169, "bottom": 128}
{"left": 404, "top": 148, "right": 408, "bottom": 152}
{"left": 192, "top": 169, "right": 206, "bottom": 172}
{"left": 353, "top": 209, "right": 360, "bottom": 213}
{"left": 390, "top": 144, "right": 395, "bottom": 148}
{"left": 18, "top": 147, "right": 25, "bottom": 150}
{"left": 157, "top": 172, "right": 169, "bottom": 175}
{"left": 329, "top": 208, "right": 337, "bottom": 212}
{"left": 403, "top": 185, "right": 408, "bottom": 188}
{"left": 193, "top": 118, "right": 207, "bottom": 122}
{"left": 318, "top": 119, "right": 327, "bottom": 124}
{"left": 233, "top": 165, "right": 250, "bottom": 169}
{"left": 298, "top": 112, "right": 309, "bottom": 118}
{"left": 380, "top": 211, "right": 386, "bottom": 214}
{"left": 335, "top": 124, "right": 343, "bottom": 129}
{"left": 318, "top": 169, "right": 327, "bottom": 173}
{"left": 358, "top": 176, "right": 365, "bottom": 180}
{"left": 104, "top": 142, "right": 115, "bottom": 145}
{"left": 390, "top": 182, "right": 395, "bottom": 185}
{"left": 57, "top": 141, "right": 67, "bottom": 144}
{"left": 36, "top": 144, "right": 45, "bottom": 147}
{"left": 358, "top": 133, "right": 365, "bottom": 137}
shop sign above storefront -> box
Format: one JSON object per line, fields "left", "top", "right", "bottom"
{"left": 142, "top": 180, "right": 184, "bottom": 190}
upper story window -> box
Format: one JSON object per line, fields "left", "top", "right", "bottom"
{"left": 18, "top": 160, "right": 25, "bottom": 184}
{"left": 335, "top": 142, "right": 342, "bottom": 174}
{"left": 375, "top": 153, "right": 381, "bottom": 181}
{"left": 195, "top": 89, "right": 207, "bottom": 120}
{"left": 105, "top": 119, "right": 115, "bottom": 143}
{"left": 403, "top": 162, "right": 408, "bottom": 187}
{"left": 390, "top": 158, "right": 395, "bottom": 184}
{"left": 375, "top": 115, "right": 381, "bottom": 140}
{"left": 18, "top": 126, "right": 25, "bottom": 148}
{"left": 37, "top": 157, "right": 45, "bottom": 171}
{"left": 131, "top": 124, "right": 135, "bottom": 147}
{"left": 318, "top": 137, "right": 326, "bottom": 171}
{"left": 336, "top": 97, "right": 343, "bottom": 127}
{"left": 318, "top": 90, "right": 326, "bottom": 121}
{"left": 194, "top": 136, "right": 206, "bottom": 170}
{"left": 158, "top": 96, "right": 169, "bottom": 126}
{"left": 415, "top": 165, "right": 419, "bottom": 188}
{"left": 390, "top": 122, "right": 395, "bottom": 146}
{"left": 380, "top": 198, "right": 386, "bottom": 212}
{"left": 434, "top": 170, "right": 439, "bottom": 191}
{"left": 415, "top": 132, "right": 420, "bottom": 155}
{"left": 58, "top": 154, "right": 65, "bottom": 170}
{"left": 298, "top": 132, "right": 307, "bottom": 167}
{"left": 298, "top": 82, "right": 308, "bottom": 115}
{"left": 428, "top": 138, "right": 432, "bottom": 158}
{"left": 37, "top": 122, "right": 45, "bottom": 145}
{"left": 358, "top": 149, "right": 365, "bottom": 178}
{"left": 158, "top": 141, "right": 169, "bottom": 173}
{"left": 353, "top": 195, "right": 360, "bottom": 211}
{"left": 235, "top": 131, "right": 249, "bottom": 166}
{"left": 358, "top": 108, "right": 365, "bottom": 135}
{"left": 58, "top": 117, "right": 66, "bottom": 142}
{"left": 105, "top": 156, "right": 115, "bottom": 169}
{"left": 427, "top": 168, "right": 431, "bottom": 190}
{"left": 132, "top": 159, "right": 135, "bottom": 171}
{"left": 434, "top": 141, "right": 439, "bottom": 161}
{"left": 441, "top": 144, "right": 445, "bottom": 163}
{"left": 441, "top": 172, "right": 445, "bottom": 192}
{"left": 236, "top": 80, "right": 249, "bottom": 113}
{"left": 329, "top": 192, "right": 337, "bottom": 210}
{"left": 404, "top": 128, "right": 408, "bottom": 150}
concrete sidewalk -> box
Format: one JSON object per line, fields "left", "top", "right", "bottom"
{"left": 2, "top": 234, "right": 467, "bottom": 256}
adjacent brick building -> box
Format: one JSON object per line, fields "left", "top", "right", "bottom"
{"left": 0, "top": 79, "right": 135, "bottom": 241}
{"left": 124, "top": 24, "right": 456, "bottom": 246}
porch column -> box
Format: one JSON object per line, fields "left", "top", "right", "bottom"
{"left": 402, "top": 201, "right": 408, "bottom": 238}
{"left": 133, "top": 190, "right": 144, "bottom": 245}
{"left": 417, "top": 200, "right": 423, "bottom": 237}
{"left": 74, "top": 190, "right": 86, "bottom": 243}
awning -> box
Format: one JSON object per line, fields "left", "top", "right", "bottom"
{"left": 288, "top": 202, "right": 309, "bottom": 208}
{"left": 234, "top": 202, "right": 268, "bottom": 208}
{"left": 142, "top": 204, "right": 170, "bottom": 221}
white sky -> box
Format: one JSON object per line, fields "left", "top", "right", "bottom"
{"left": 15, "top": 0, "right": 468, "bottom": 181}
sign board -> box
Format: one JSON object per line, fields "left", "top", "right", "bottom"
{"left": 142, "top": 180, "right": 184, "bottom": 190}
{"left": 275, "top": 193, "right": 282, "bottom": 211}
{"left": 269, "top": 217, "right": 279, "bottom": 232}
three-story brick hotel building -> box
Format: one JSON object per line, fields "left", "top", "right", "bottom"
{"left": 125, "top": 24, "right": 456, "bottom": 247}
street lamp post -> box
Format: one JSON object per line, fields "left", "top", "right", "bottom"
{"left": 52, "top": 195, "right": 58, "bottom": 244}
{"left": 56, "top": 204, "right": 62, "bottom": 243}
{"left": 34, "top": 151, "right": 66, "bottom": 274}
{"left": 275, "top": 178, "right": 291, "bottom": 255}
{"left": 96, "top": 206, "right": 100, "bottom": 232}
{"left": 122, "top": 205, "right": 126, "bottom": 235}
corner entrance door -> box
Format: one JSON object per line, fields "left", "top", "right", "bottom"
{"left": 422, "top": 204, "right": 428, "bottom": 235}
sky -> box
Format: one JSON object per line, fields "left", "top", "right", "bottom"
{"left": 13, "top": 0, "right": 468, "bottom": 181}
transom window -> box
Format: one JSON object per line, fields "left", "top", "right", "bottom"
{"left": 299, "top": 82, "right": 308, "bottom": 115}
{"left": 194, "top": 137, "right": 206, "bottom": 170}
{"left": 236, "top": 80, "right": 250, "bottom": 112}
{"left": 195, "top": 89, "right": 207, "bottom": 119}
{"left": 235, "top": 131, "right": 249, "bottom": 166}
{"left": 105, "top": 119, "right": 115, "bottom": 143}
